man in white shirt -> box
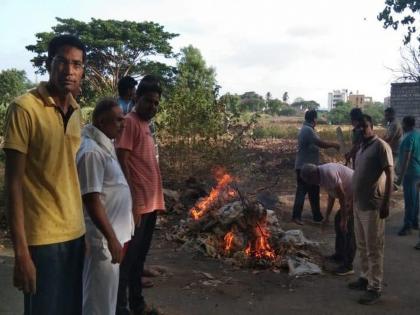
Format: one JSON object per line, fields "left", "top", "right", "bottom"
{"left": 301, "top": 163, "right": 356, "bottom": 276}
{"left": 76, "top": 98, "right": 134, "bottom": 315}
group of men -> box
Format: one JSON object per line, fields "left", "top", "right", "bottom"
{"left": 293, "top": 107, "right": 420, "bottom": 305}
{"left": 4, "top": 35, "right": 163, "bottom": 315}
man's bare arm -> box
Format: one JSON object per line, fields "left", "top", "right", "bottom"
{"left": 396, "top": 151, "right": 411, "bottom": 184}
{"left": 380, "top": 166, "right": 393, "bottom": 219}
{"left": 324, "top": 195, "right": 335, "bottom": 223}
{"left": 4, "top": 149, "right": 36, "bottom": 294}
{"left": 82, "top": 193, "right": 123, "bottom": 263}
{"left": 314, "top": 138, "right": 340, "bottom": 150}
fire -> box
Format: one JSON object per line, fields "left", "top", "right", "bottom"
{"left": 224, "top": 231, "right": 234, "bottom": 252}
{"left": 244, "top": 225, "right": 276, "bottom": 260}
{"left": 190, "top": 168, "right": 237, "bottom": 220}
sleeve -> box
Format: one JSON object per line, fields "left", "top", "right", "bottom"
{"left": 379, "top": 142, "right": 394, "bottom": 169}
{"left": 3, "top": 103, "right": 31, "bottom": 154}
{"left": 403, "top": 135, "right": 414, "bottom": 153}
{"left": 115, "top": 116, "right": 135, "bottom": 151}
{"left": 302, "top": 128, "right": 318, "bottom": 146}
{"left": 77, "top": 150, "right": 105, "bottom": 195}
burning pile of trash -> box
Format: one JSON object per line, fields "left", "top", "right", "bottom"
{"left": 167, "top": 167, "right": 323, "bottom": 276}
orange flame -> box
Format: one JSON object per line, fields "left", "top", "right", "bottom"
{"left": 190, "top": 170, "right": 236, "bottom": 220}
{"left": 243, "top": 225, "right": 276, "bottom": 260}
{"left": 224, "top": 231, "right": 234, "bottom": 252}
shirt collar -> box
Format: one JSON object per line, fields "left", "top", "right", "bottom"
{"left": 303, "top": 121, "right": 314, "bottom": 129}
{"left": 37, "top": 82, "right": 79, "bottom": 109}
{"left": 361, "top": 135, "right": 378, "bottom": 151}
{"left": 82, "top": 124, "right": 117, "bottom": 159}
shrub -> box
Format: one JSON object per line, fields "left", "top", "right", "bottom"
{"left": 81, "top": 107, "right": 94, "bottom": 124}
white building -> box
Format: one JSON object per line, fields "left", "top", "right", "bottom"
{"left": 328, "top": 89, "right": 348, "bottom": 110}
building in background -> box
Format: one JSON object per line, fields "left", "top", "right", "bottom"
{"left": 391, "top": 82, "right": 420, "bottom": 128}
{"left": 384, "top": 96, "right": 391, "bottom": 108}
{"left": 347, "top": 92, "right": 373, "bottom": 108}
{"left": 327, "top": 89, "right": 348, "bottom": 110}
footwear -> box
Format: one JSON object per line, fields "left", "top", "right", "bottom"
{"left": 412, "top": 224, "right": 419, "bottom": 230}
{"left": 292, "top": 218, "right": 304, "bottom": 226}
{"left": 141, "top": 277, "right": 154, "bottom": 288}
{"left": 358, "top": 290, "right": 381, "bottom": 305}
{"left": 398, "top": 226, "right": 412, "bottom": 236}
{"left": 414, "top": 242, "right": 420, "bottom": 250}
{"left": 313, "top": 217, "right": 324, "bottom": 224}
{"left": 348, "top": 277, "right": 368, "bottom": 290}
{"left": 143, "top": 267, "right": 161, "bottom": 277}
{"left": 335, "top": 266, "right": 355, "bottom": 276}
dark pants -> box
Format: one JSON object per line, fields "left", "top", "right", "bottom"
{"left": 24, "top": 236, "right": 84, "bottom": 315}
{"left": 117, "top": 211, "right": 157, "bottom": 314}
{"left": 403, "top": 175, "right": 420, "bottom": 229}
{"left": 334, "top": 210, "right": 356, "bottom": 269}
{"left": 292, "top": 169, "right": 323, "bottom": 221}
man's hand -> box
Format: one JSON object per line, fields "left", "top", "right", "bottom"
{"left": 134, "top": 213, "right": 142, "bottom": 227}
{"left": 107, "top": 237, "right": 123, "bottom": 264}
{"left": 14, "top": 254, "right": 36, "bottom": 294}
{"left": 379, "top": 201, "right": 390, "bottom": 219}
{"left": 332, "top": 142, "right": 340, "bottom": 151}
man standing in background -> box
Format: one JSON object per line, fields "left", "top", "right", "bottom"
{"left": 292, "top": 109, "right": 340, "bottom": 225}
{"left": 116, "top": 75, "right": 165, "bottom": 315}
{"left": 349, "top": 114, "right": 393, "bottom": 305}
{"left": 118, "top": 76, "right": 137, "bottom": 114}
{"left": 383, "top": 107, "right": 403, "bottom": 164}
{"left": 3, "top": 35, "right": 86, "bottom": 315}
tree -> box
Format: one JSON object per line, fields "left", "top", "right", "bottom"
{"left": 291, "top": 99, "right": 320, "bottom": 110}
{"left": 388, "top": 45, "right": 420, "bottom": 82}
{"left": 282, "top": 91, "right": 289, "bottom": 103}
{"left": 266, "top": 99, "right": 286, "bottom": 115}
{"left": 378, "top": 0, "right": 420, "bottom": 45}
{"left": 160, "top": 45, "right": 224, "bottom": 139}
{"left": 0, "top": 69, "right": 32, "bottom": 105}
{"left": 220, "top": 93, "right": 241, "bottom": 115}
{"left": 239, "top": 91, "right": 265, "bottom": 112}
{"left": 26, "top": 17, "right": 178, "bottom": 103}
{"left": 327, "top": 102, "right": 353, "bottom": 124}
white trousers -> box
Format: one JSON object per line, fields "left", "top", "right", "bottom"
{"left": 82, "top": 245, "right": 119, "bottom": 315}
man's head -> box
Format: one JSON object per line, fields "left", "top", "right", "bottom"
{"left": 402, "top": 115, "right": 416, "bottom": 133}
{"left": 92, "top": 98, "right": 125, "bottom": 139}
{"left": 359, "top": 114, "right": 374, "bottom": 139}
{"left": 349, "top": 108, "right": 363, "bottom": 128}
{"left": 46, "top": 35, "right": 86, "bottom": 97}
{"left": 384, "top": 107, "right": 395, "bottom": 123}
{"left": 118, "top": 76, "right": 137, "bottom": 101}
{"left": 134, "top": 75, "right": 162, "bottom": 121}
{"left": 300, "top": 164, "right": 320, "bottom": 185}
{"left": 304, "top": 109, "right": 317, "bottom": 127}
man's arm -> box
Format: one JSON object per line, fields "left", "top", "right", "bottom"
{"left": 4, "top": 149, "right": 36, "bottom": 294}
{"left": 117, "top": 148, "right": 141, "bottom": 225}
{"left": 314, "top": 137, "right": 340, "bottom": 150}
{"left": 324, "top": 195, "right": 335, "bottom": 224}
{"left": 334, "top": 183, "right": 349, "bottom": 232}
{"left": 82, "top": 193, "right": 122, "bottom": 263}
{"left": 396, "top": 151, "right": 411, "bottom": 185}
{"left": 380, "top": 166, "right": 393, "bottom": 219}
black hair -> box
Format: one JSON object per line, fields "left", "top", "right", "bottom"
{"left": 350, "top": 107, "right": 363, "bottom": 121}
{"left": 384, "top": 107, "right": 395, "bottom": 115}
{"left": 46, "top": 35, "right": 87, "bottom": 71}
{"left": 402, "top": 115, "right": 416, "bottom": 129}
{"left": 92, "top": 98, "right": 119, "bottom": 124}
{"left": 361, "top": 114, "right": 373, "bottom": 127}
{"left": 136, "top": 75, "right": 162, "bottom": 98}
{"left": 304, "top": 109, "right": 317, "bottom": 123}
{"left": 118, "top": 76, "right": 138, "bottom": 97}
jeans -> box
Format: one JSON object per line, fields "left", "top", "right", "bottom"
{"left": 117, "top": 211, "right": 157, "bottom": 314}
{"left": 402, "top": 175, "right": 420, "bottom": 228}
{"left": 334, "top": 210, "right": 356, "bottom": 269}
{"left": 24, "top": 236, "right": 85, "bottom": 315}
{"left": 292, "top": 169, "right": 323, "bottom": 221}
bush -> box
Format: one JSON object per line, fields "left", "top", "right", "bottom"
{"left": 81, "top": 107, "right": 94, "bottom": 124}
{"left": 278, "top": 107, "right": 297, "bottom": 116}
{"left": 252, "top": 125, "right": 299, "bottom": 139}
{"left": 0, "top": 103, "right": 7, "bottom": 137}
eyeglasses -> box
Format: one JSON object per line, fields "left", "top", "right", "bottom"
{"left": 53, "top": 56, "right": 85, "bottom": 71}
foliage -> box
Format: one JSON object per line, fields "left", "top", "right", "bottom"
{"left": 282, "top": 91, "right": 289, "bottom": 103}
{"left": 81, "top": 107, "right": 94, "bottom": 124}
{"left": 291, "top": 99, "right": 320, "bottom": 110}
{"left": 278, "top": 106, "right": 297, "bottom": 116}
{"left": 0, "top": 103, "right": 8, "bottom": 137}
{"left": 327, "top": 102, "right": 353, "bottom": 124}
{"left": 252, "top": 125, "right": 298, "bottom": 139}
{"left": 239, "top": 91, "right": 265, "bottom": 112}
{"left": 0, "top": 69, "right": 32, "bottom": 105}
{"left": 219, "top": 93, "right": 241, "bottom": 115}
{"left": 26, "top": 17, "right": 178, "bottom": 104}
{"left": 388, "top": 45, "right": 420, "bottom": 82}
{"left": 364, "top": 102, "right": 385, "bottom": 125}
{"left": 378, "top": 0, "right": 420, "bottom": 45}
{"left": 159, "top": 45, "right": 224, "bottom": 139}
{"left": 266, "top": 99, "right": 287, "bottom": 115}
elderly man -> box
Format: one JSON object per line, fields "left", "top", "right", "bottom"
{"left": 301, "top": 163, "right": 356, "bottom": 276}
{"left": 3, "top": 35, "right": 86, "bottom": 314}
{"left": 395, "top": 116, "right": 420, "bottom": 236}
{"left": 292, "top": 109, "right": 340, "bottom": 225}
{"left": 349, "top": 114, "right": 393, "bottom": 305}
{"left": 76, "top": 99, "right": 134, "bottom": 315}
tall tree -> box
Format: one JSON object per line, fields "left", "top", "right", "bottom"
{"left": 160, "top": 45, "right": 224, "bottom": 138}
{"left": 0, "top": 69, "right": 31, "bottom": 105}
{"left": 239, "top": 91, "right": 265, "bottom": 112}
{"left": 389, "top": 45, "right": 420, "bottom": 82}
{"left": 282, "top": 91, "right": 289, "bottom": 103}
{"left": 378, "top": 0, "right": 420, "bottom": 45}
{"left": 26, "top": 17, "right": 178, "bottom": 102}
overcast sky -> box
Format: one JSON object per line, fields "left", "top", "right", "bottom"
{"left": 0, "top": 0, "right": 408, "bottom": 108}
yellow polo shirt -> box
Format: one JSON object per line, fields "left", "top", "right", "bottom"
{"left": 3, "top": 82, "right": 85, "bottom": 245}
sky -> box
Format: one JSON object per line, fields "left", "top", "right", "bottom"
{"left": 0, "top": 0, "right": 409, "bottom": 108}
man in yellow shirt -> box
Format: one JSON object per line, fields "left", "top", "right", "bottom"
{"left": 3, "top": 35, "right": 86, "bottom": 315}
